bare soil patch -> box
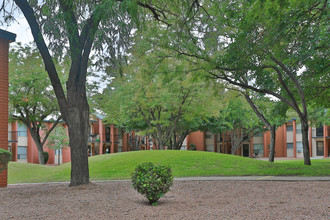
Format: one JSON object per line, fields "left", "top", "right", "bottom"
{"left": 0, "top": 180, "right": 329, "bottom": 219}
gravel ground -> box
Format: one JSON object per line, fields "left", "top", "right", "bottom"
{"left": 0, "top": 180, "right": 329, "bottom": 220}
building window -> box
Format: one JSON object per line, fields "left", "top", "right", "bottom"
{"left": 296, "top": 142, "right": 303, "bottom": 153}
{"left": 205, "top": 134, "right": 212, "bottom": 139}
{"left": 287, "top": 143, "right": 293, "bottom": 149}
{"left": 296, "top": 124, "right": 301, "bottom": 134}
{"left": 118, "top": 130, "right": 122, "bottom": 139}
{"left": 316, "top": 126, "right": 323, "bottom": 137}
{"left": 253, "top": 144, "right": 263, "bottom": 154}
{"left": 287, "top": 125, "right": 293, "bottom": 132}
{"left": 255, "top": 131, "right": 263, "bottom": 137}
{"left": 17, "top": 146, "right": 27, "bottom": 159}
{"left": 316, "top": 141, "right": 324, "bottom": 156}
{"left": 105, "top": 127, "right": 110, "bottom": 142}
{"left": 17, "top": 124, "right": 27, "bottom": 137}
{"left": 55, "top": 149, "right": 62, "bottom": 155}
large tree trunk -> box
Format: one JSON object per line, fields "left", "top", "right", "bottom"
{"left": 27, "top": 126, "right": 45, "bottom": 165}
{"left": 268, "top": 125, "right": 276, "bottom": 162}
{"left": 301, "top": 120, "right": 311, "bottom": 165}
{"left": 230, "top": 129, "right": 242, "bottom": 155}
{"left": 37, "top": 146, "right": 45, "bottom": 165}
{"left": 66, "top": 103, "right": 90, "bottom": 186}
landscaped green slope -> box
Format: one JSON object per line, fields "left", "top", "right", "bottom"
{"left": 8, "top": 150, "right": 330, "bottom": 184}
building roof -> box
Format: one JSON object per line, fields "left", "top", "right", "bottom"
{"left": 0, "top": 29, "right": 16, "bottom": 42}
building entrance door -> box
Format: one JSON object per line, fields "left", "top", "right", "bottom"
{"left": 243, "top": 144, "right": 249, "bottom": 157}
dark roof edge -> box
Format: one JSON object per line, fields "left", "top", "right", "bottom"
{"left": 0, "top": 29, "right": 16, "bottom": 42}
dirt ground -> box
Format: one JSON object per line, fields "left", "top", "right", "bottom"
{"left": 0, "top": 180, "right": 329, "bottom": 220}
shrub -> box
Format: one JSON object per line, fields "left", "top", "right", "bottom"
{"left": 189, "top": 143, "right": 197, "bottom": 151}
{"left": 43, "top": 151, "right": 49, "bottom": 164}
{"left": 0, "top": 149, "right": 12, "bottom": 173}
{"left": 131, "top": 162, "right": 173, "bottom": 205}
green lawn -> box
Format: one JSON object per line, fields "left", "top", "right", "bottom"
{"left": 8, "top": 150, "right": 330, "bottom": 184}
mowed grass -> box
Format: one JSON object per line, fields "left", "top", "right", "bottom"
{"left": 8, "top": 150, "right": 330, "bottom": 184}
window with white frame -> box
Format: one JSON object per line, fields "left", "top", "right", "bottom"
{"left": 287, "top": 125, "right": 293, "bottom": 132}
{"left": 17, "top": 146, "right": 27, "bottom": 159}
{"left": 296, "top": 142, "right": 303, "bottom": 153}
{"left": 296, "top": 124, "right": 301, "bottom": 134}
{"left": 253, "top": 144, "right": 263, "bottom": 154}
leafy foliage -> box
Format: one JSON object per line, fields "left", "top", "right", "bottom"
{"left": 0, "top": 149, "right": 12, "bottom": 173}
{"left": 97, "top": 48, "right": 222, "bottom": 149}
{"left": 135, "top": 0, "right": 329, "bottom": 165}
{"left": 131, "top": 162, "right": 173, "bottom": 205}
{"left": 9, "top": 43, "right": 64, "bottom": 165}
{"left": 44, "top": 124, "right": 69, "bottom": 150}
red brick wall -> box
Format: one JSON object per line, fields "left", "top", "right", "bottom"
{"left": 274, "top": 125, "right": 286, "bottom": 157}
{"left": 0, "top": 38, "right": 9, "bottom": 187}
{"left": 187, "top": 131, "right": 205, "bottom": 151}
{"left": 98, "top": 119, "right": 104, "bottom": 154}
{"left": 260, "top": 125, "right": 286, "bottom": 158}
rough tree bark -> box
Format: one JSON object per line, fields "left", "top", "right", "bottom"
{"left": 244, "top": 94, "right": 277, "bottom": 162}
{"left": 16, "top": 115, "right": 62, "bottom": 165}
{"left": 269, "top": 125, "right": 276, "bottom": 162}
{"left": 14, "top": 0, "right": 102, "bottom": 185}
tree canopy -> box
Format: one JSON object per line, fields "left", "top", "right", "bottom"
{"left": 97, "top": 48, "right": 222, "bottom": 150}
{"left": 9, "top": 43, "right": 66, "bottom": 164}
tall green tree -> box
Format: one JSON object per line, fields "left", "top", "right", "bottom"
{"left": 1, "top": 0, "right": 177, "bottom": 185}
{"left": 98, "top": 51, "right": 221, "bottom": 150}
{"left": 204, "top": 92, "right": 261, "bottom": 155}
{"left": 243, "top": 92, "right": 289, "bottom": 161}
{"left": 9, "top": 43, "right": 64, "bottom": 165}
{"left": 137, "top": 0, "right": 329, "bottom": 165}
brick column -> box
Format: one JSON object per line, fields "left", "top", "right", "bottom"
{"left": 324, "top": 125, "right": 328, "bottom": 158}
{"left": 98, "top": 119, "right": 103, "bottom": 155}
{"left": 309, "top": 126, "right": 312, "bottom": 157}
{"left": 263, "top": 131, "right": 267, "bottom": 158}
{"left": 202, "top": 132, "right": 206, "bottom": 151}
{"left": 250, "top": 133, "right": 254, "bottom": 158}
{"left": 0, "top": 30, "right": 16, "bottom": 187}
{"left": 223, "top": 133, "right": 226, "bottom": 154}
{"left": 213, "top": 134, "right": 217, "bottom": 152}
{"left": 284, "top": 123, "right": 287, "bottom": 157}
{"left": 293, "top": 120, "right": 297, "bottom": 158}
{"left": 110, "top": 124, "right": 115, "bottom": 153}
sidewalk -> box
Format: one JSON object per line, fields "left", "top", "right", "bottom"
{"left": 8, "top": 176, "right": 330, "bottom": 186}
{"left": 174, "top": 176, "right": 330, "bottom": 181}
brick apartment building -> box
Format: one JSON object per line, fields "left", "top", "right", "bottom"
{"left": 8, "top": 115, "right": 153, "bottom": 165}
{"left": 186, "top": 120, "right": 329, "bottom": 159}
{"left": 7, "top": 116, "right": 329, "bottom": 166}
{"left": 0, "top": 29, "right": 16, "bottom": 187}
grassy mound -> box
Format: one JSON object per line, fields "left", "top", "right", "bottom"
{"left": 8, "top": 150, "right": 330, "bottom": 184}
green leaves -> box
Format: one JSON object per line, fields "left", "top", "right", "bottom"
{"left": 0, "top": 149, "right": 12, "bottom": 173}
{"left": 131, "top": 162, "right": 173, "bottom": 205}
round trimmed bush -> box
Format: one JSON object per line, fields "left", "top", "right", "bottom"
{"left": 131, "top": 162, "right": 173, "bottom": 205}
{"left": 0, "top": 149, "right": 12, "bottom": 173}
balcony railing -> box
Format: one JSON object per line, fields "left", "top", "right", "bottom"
{"left": 8, "top": 131, "right": 18, "bottom": 142}
{"left": 88, "top": 134, "right": 100, "bottom": 142}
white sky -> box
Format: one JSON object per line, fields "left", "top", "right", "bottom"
{"left": 1, "top": 16, "right": 108, "bottom": 93}
{"left": 1, "top": 16, "right": 33, "bottom": 44}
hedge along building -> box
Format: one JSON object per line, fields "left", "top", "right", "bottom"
{"left": 0, "top": 29, "right": 16, "bottom": 187}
